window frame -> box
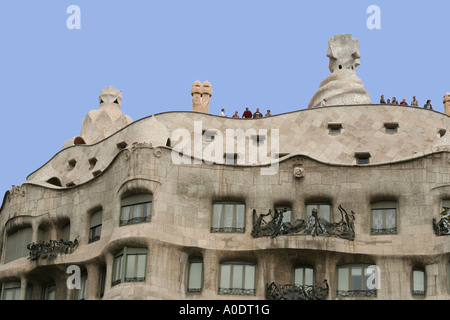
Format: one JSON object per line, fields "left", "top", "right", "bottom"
{"left": 4, "top": 227, "right": 33, "bottom": 263}
{"left": 336, "top": 264, "right": 377, "bottom": 298}
{"left": 186, "top": 257, "right": 203, "bottom": 294}
{"left": 293, "top": 266, "right": 314, "bottom": 287}
{"left": 370, "top": 201, "right": 398, "bottom": 235}
{"left": 41, "top": 282, "right": 56, "bottom": 300}
{"left": 218, "top": 262, "right": 257, "bottom": 296}
{"left": 73, "top": 271, "right": 88, "bottom": 300}
{"left": 120, "top": 193, "right": 153, "bottom": 227}
{"left": 305, "top": 203, "right": 332, "bottom": 222}
{"left": 411, "top": 268, "right": 426, "bottom": 297}
{"left": 211, "top": 202, "right": 246, "bottom": 233}
{"left": 111, "top": 247, "right": 148, "bottom": 287}
{"left": 89, "top": 209, "right": 103, "bottom": 243}
{"left": 1, "top": 280, "right": 21, "bottom": 300}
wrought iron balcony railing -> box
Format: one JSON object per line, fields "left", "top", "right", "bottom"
{"left": 119, "top": 215, "right": 151, "bottom": 227}
{"left": 266, "top": 280, "right": 329, "bottom": 300}
{"left": 210, "top": 227, "right": 245, "bottom": 233}
{"left": 370, "top": 227, "right": 397, "bottom": 235}
{"left": 218, "top": 288, "right": 256, "bottom": 296}
{"left": 27, "top": 236, "right": 79, "bottom": 261}
{"left": 336, "top": 289, "right": 377, "bottom": 298}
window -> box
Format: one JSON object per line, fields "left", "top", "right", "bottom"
{"left": 412, "top": 269, "right": 425, "bottom": 296}
{"left": 306, "top": 203, "right": 331, "bottom": 222}
{"left": 371, "top": 201, "right": 397, "bottom": 234}
{"left": 73, "top": 271, "right": 87, "bottom": 300}
{"left": 328, "top": 123, "right": 342, "bottom": 134}
{"left": 294, "top": 267, "right": 314, "bottom": 286}
{"left": 5, "top": 227, "right": 32, "bottom": 263}
{"left": 275, "top": 206, "right": 292, "bottom": 224}
{"left": 62, "top": 223, "right": 71, "bottom": 241}
{"left": 1, "top": 281, "right": 21, "bottom": 300}
{"left": 384, "top": 122, "right": 399, "bottom": 133}
{"left": 336, "top": 264, "right": 377, "bottom": 297}
{"left": 120, "top": 193, "right": 152, "bottom": 226}
{"left": 112, "top": 247, "right": 147, "bottom": 286}
{"left": 211, "top": 202, "right": 245, "bottom": 233}
{"left": 187, "top": 257, "right": 203, "bottom": 294}
{"left": 99, "top": 267, "right": 106, "bottom": 299}
{"left": 218, "top": 262, "right": 256, "bottom": 296}
{"left": 89, "top": 210, "right": 102, "bottom": 243}
{"left": 355, "top": 152, "right": 371, "bottom": 165}
{"left": 41, "top": 283, "right": 56, "bottom": 300}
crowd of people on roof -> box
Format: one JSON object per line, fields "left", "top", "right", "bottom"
{"left": 379, "top": 95, "right": 433, "bottom": 109}
{"left": 217, "top": 95, "right": 436, "bottom": 118}
{"left": 219, "top": 108, "right": 273, "bottom": 118}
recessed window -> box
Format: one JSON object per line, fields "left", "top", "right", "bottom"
{"left": 294, "top": 267, "right": 314, "bottom": 286}
{"left": 120, "top": 193, "right": 152, "bottom": 226}
{"left": 1, "top": 281, "right": 21, "bottom": 300}
{"left": 211, "top": 202, "right": 245, "bottom": 233}
{"left": 218, "top": 262, "right": 256, "bottom": 296}
{"left": 187, "top": 257, "right": 203, "bottom": 294}
{"left": 384, "top": 122, "right": 399, "bottom": 133}
{"left": 306, "top": 203, "right": 331, "bottom": 222}
{"left": 117, "top": 141, "right": 128, "bottom": 150}
{"left": 88, "top": 157, "right": 98, "bottom": 170}
{"left": 41, "top": 283, "right": 56, "bottom": 300}
{"left": 73, "top": 271, "right": 87, "bottom": 300}
{"left": 5, "top": 227, "right": 32, "bottom": 263}
{"left": 328, "top": 123, "right": 342, "bottom": 134}
{"left": 46, "top": 177, "right": 62, "bottom": 187}
{"left": 355, "top": 152, "right": 371, "bottom": 165}
{"left": 89, "top": 209, "right": 102, "bottom": 243}
{"left": 439, "top": 129, "right": 447, "bottom": 138}
{"left": 68, "top": 159, "right": 77, "bottom": 170}
{"left": 371, "top": 201, "right": 397, "bottom": 235}
{"left": 112, "top": 247, "right": 147, "bottom": 286}
{"left": 336, "top": 264, "right": 377, "bottom": 298}
{"left": 275, "top": 206, "right": 292, "bottom": 224}
{"left": 412, "top": 269, "right": 425, "bottom": 296}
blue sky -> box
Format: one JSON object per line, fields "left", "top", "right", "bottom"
{"left": 0, "top": 0, "right": 449, "bottom": 197}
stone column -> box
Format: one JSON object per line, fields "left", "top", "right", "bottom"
{"left": 443, "top": 92, "right": 450, "bottom": 116}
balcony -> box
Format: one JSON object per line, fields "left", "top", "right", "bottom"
{"left": 265, "top": 280, "right": 329, "bottom": 300}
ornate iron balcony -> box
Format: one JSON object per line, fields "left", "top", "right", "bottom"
{"left": 27, "top": 236, "right": 79, "bottom": 261}
{"left": 210, "top": 227, "right": 245, "bottom": 233}
{"left": 433, "top": 208, "right": 450, "bottom": 236}
{"left": 252, "top": 205, "right": 355, "bottom": 241}
{"left": 119, "top": 216, "right": 151, "bottom": 227}
{"left": 266, "top": 280, "right": 329, "bottom": 300}
{"left": 218, "top": 288, "right": 256, "bottom": 296}
{"left": 336, "top": 289, "right": 377, "bottom": 298}
{"left": 370, "top": 227, "right": 397, "bottom": 235}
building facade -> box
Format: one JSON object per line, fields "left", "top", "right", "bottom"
{"left": 1, "top": 99, "right": 450, "bottom": 300}
{"left": 1, "top": 34, "right": 449, "bottom": 300}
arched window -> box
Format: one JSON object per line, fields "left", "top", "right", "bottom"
{"left": 412, "top": 268, "right": 426, "bottom": 296}
{"left": 371, "top": 201, "right": 397, "bottom": 235}
{"left": 211, "top": 202, "right": 245, "bottom": 233}
{"left": 306, "top": 203, "right": 331, "bottom": 222}
{"left": 120, "top": 193, "right": 152, "bottom": 226}
{"left": 187, "top": 257, "right": 203, "bottom": 294}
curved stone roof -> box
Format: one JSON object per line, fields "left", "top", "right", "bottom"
{"left": 20, "top": 104, "right": 450, "bottom": 189}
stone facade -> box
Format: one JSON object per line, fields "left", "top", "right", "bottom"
{"left": 1, "top": 102, "right": 450, "bottom": 300}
